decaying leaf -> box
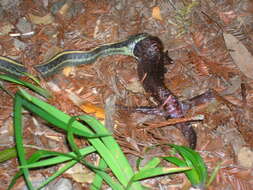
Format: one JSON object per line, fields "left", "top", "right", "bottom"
{"left": 188, "top": 51, "right": 235, "bottom": 80}
{"left": 125, "top": 80, "right": 144, "bottom": 93}
{"left": 29, "top": 13, "right": 54, "bottom": 25}
{"left": 63, "top": 163, "right": 95, "bottom": 183}
{"left": 237, "top": 147, "right": 253, "bottom": 168}
{"left": 79, "top": 102, "right": 105, "bottom": 119}
{"left": 223, "top": 33, "right": 253, "bottom": 79}
{"left": 63, "top": 66, "right": 75, "bottom": 77}
{"left": 0, "top": 22, "right": 14, "bottom": 35}
{"left": 152, "top": 6, "right": 163, "bottom": 20}
{"left": 58, "top": 1, "right": 72, "bottom": 16}
{"left": 218, "top": 11, "right": 237, "bottom": 24}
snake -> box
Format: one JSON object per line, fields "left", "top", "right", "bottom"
{"left": 0, "top": 33, "right": 197, "bottom": 149}
{"left": 0, "top": 33, "right": 148, "bottom": 77}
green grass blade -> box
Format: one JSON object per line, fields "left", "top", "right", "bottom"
{"left": 136, "top": 157, "right": 143, "bottom": 171}
{"left": 7, "top": 150, "right": 48, "bottom": 190}
{"left": 169, "top": 145, "right": 200, "bottom": 185}
{"left": 17, "top": 89, "right": 104, "bottom": 138}
{"left": 90, "top": 158, "right": 107, "bottom": 190}
{"left": 67, "top": 116, "right": 83, "bottom": 159}
{"left": 8, "top": 146, "right": 81, "bottom": 189}
{"left": 162, "top": 156, "right": 186, "bottom": 166}
{"left": 132, "top": 167, "right": 191, "bottom": 181}
{"left": 23, "top": 72, "right": 41, "bottom": 86}
{"left": 7, "top": 170, "right": 23, "bottom": 190}
{"left": 0, "top": 82, "right": 14, "bottom": 97}
{"left": 181, "top": 146, "right": 208, "bottom": 184}
{"left": 91, "top": 169, "right": 125, "bottom": 190}
{"left": 65, "top": 117, "right": 106, "bottom": 171}
{"left": 162, "top": 156, "right": 198, "bottom": 185}
{"left": 13, "top": 94, "right": 34, "bottom": 189}
{"left": 8, "top": 151, "right": 77, "bottom": 190}
{"left": 206, "top": 162, "right": 221, "bottom": 188}
{"left": 17, "top": 94, "right": 93, "bottom": 138}
{"left": 18, "top": 150, "right": 77, "bottom": 169}
{"left": 169, "top": 144, "right": 207, "bottom": 186}
{"left": 37, "top": 160, "right": 78, "bottom": 190}
{"left": 139, "top": 157, "right": 161, "bottom": 170}
{"left": 78, "top": 115, "right": 142, "bottom": 189}
{"left": 127, "top": 167, "right": 191, "bottom": 189}
{"left": 19, "top": 149, "right": 103, "bottom": 172}
{"left": 0, "top": 74, "right": 51, "bottom": 98}
{"left": 16, "top": 89, "right": 143, "bottom": 189}
{"left": 0, "top": 147, "right": 17, "bottom": 163}
{"left": 20, "top": 147, "right": 96, "bottom": 169}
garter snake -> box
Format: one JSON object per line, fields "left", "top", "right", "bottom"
{"left": 0, "top": 33, "right": 148, "bottom": 77}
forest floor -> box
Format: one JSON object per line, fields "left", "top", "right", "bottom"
{"left": 0, "top": 0, "right": 253, "bottom": 189}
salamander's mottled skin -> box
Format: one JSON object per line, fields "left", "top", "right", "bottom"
{"left": 133, "top": 35, "right": 197, "bottom": 149}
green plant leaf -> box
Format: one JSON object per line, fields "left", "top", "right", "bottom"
{"left": 12, "top": 89, "right": 143, "bottom": 189}
{"left": 127, "top": 167, "right": 191, "bottom": 189}
{"left": 162, "top": 156, "right": 198, "bottom": 186}
{"left": 168, "top": 144, "right": 207, "bottom": 187}
{"left": 139, "top": 157, "right": 161, "bottom": 171}
{"left": 0, "top": 74, "right": 51, "bottom": 98}
{"left": 206, "top": 162, "right": 221, "bottom": 188}
{"left": 13, "top": 93, "right": 34, "bottom": 189}
{"left": 0, "top": 147, "right": 17, "bottom": 163}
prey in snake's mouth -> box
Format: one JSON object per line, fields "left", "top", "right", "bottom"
{"left": 130, "top": 35, "right": 216, "bottom": 149}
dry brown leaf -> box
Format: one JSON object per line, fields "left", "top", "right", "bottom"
{"left": 0, "top": 22, "right": 14, "bottom": 35}
{"left": 223, "top": 33, "right": 253, "bottom": 79}
{"left": 207, "top": 61, "right": 235, "bottom": 80}
{"left": 192, "top": 31, "right": 205, "bottom": 49}
{"left": 218, "top": 11, "right": 237, "bottom": 24}
{"left": 189, "top": 51, "right": 236, "bottom": 80}
{"left": 79, "top": 102, "right": 105, "bottom": 119}
{"left": 58, "top": 1, "right": 72, "bottom": 16}
{"left": 63, "top": 163, "right": 95, "bottom": 183}
{"left": 29, "top": 13, "right": 54, "bottom": 25}
{"left": 63, "top": 66, "right": 75, "bottom": 77}
{"left": 190, "top": 52, "right": 210, "bottom": 76}
{"left": 152, "top": 6, "right": 163, "bottom": 20}
{"left": 237, "top": 147, "right": 253, "bottom": 168}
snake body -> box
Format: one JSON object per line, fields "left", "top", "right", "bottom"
{"left": 0, "top": 56, "right": 28, "bottom": 76}
{"left": 0, "top": 33, "right": 148, "bottom": 77}
{"left": 0, "top": 33, "right": 197, "bottom": 148}
{"left": 35, "top": 33, "right": 148, "bottom": 76}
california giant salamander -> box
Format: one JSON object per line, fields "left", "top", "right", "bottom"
{"left": 133, "top": 35, "right": 197, "bottom": 149}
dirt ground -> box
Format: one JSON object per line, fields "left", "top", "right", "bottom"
{"left": 0, "top": 0, "right": 253, "bottom": 189}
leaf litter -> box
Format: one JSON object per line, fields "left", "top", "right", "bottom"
{"left": 0, "top": 0, "right": 253, "bottom": 189}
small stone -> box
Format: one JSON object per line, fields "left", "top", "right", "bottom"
{"left": 50, "top": 0, "right": 67, "bottom": 14}
{"left": 20, "top": 174, "right": 47, "bottom": 190}
{"left": 0, "top": 0, "right": 20, "bottom": 10}
{"left": 16, "top": 17, "right": 33, "bottom": 34}
{"left": 51, "top": 0, "right": 84, "bottom": 19}
{"left": 67, "top": 1, "right": 84, "bottom": 19}
{"left": 237, "top": 147, "right": 253, "bottom": 168}
{"left": 50, "top": 178, "right": 73, "bottom": 190}
{"left": 13, "top": 39, "right": 27, "bottom": 51}
{"left": 29, "top": 13, "right": 54, "bottom": 25}
{"left": 125, "top": 80, "right": 144, "bottom": 93}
